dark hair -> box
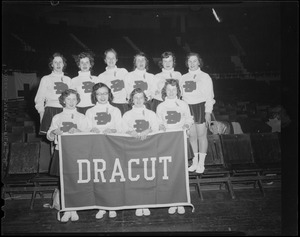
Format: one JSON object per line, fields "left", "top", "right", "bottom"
{"left": 91, "top": 83, "right": 113, "bottom": 104}
{"left": 158, "top": 51, "right": 176, "bottom": 69}
{"left": 128, "top": 88, "right": 148, "bottom": 106}
{"left": 133, "top": 52, "right": 149, "bottom": 71}
{"left": 74, "top": 52, "right": 95, "bottom": 69}
{"left": 48, "top": 52, "right": 67, "bottom": 71}
{"left": 104, "top": 48, "right": 118, "bottom": 61}
{"left": 161, "top": 79, "right": 181, "bottom": 101}
{"left": 185, "top": 52, "right": 204, "bottom": 69}
{"left": 58, "top": 89, "right": 81, "bottom": 107}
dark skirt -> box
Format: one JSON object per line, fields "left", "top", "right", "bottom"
{"left": 111, "top": 102, "right": 131, "bottom": 116}
{"left": 150, "top": 99, "right": 163, "bottom": 113}
{"left": 39, "top": 107, "right": 63, "bottom": 135}
{"left": 77, "top": 106, "right": 94, "bottom": 115}
{"left": 49, "top": 150, "right": 60, "bottom": 177}
{"left": 188, "top": 102, "right": 206, "bottom": 124}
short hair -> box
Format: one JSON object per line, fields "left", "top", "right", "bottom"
{"left": 185, "top": 52, "right": 204, "bottom": 69}
{"left": 128, "top": 88, "right": 148, "bottom": 106}
{"left": 133, "top": 52, "right": 149, "bottom": 71}
{"left": 158, "top": 51, "right": 176, "bottom": 69}
{"left": 161, "top": 79, "right": 181, "bottom": 101}
{"left": 74, "top": 52, "right": 95, "bottom": 69}
{"left": 48, "top": 52, "right": 67, "bottom": 71}
{"left": 58, "top": 89, "right": 81, "bottom": 107}
{"left": 104, "top": 48, "right": 118, "bottom": 61}
{"left": 91, "top": 83, "right": 114, "bottom": 104}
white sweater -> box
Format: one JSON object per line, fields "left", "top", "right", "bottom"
{"left": 34, "top": 72, "right": 71, "bottom": 113}
{"left": 122, "top": 105, "right": 159, "bottom": 133}
{"left": 156, "top": 98, "right": 194, "bottom": 130}
{"left": 124, "top": 69, "right": 156, "bottom": 100}
{"left": 180, "top": 68, "right": 215, "bottom": 113}
{"left": 70, "top": 71, "right": 100, "bottom": 107}
{"left": 98, "top": 66, "right": 128, "bottom": 104}
{"left": 46, "top": 108, "right": 88, "bottom": 150}
{"left": 153, "top": 69, "right": 182, "bottom": 101}
{"left": 85, "top": 102, "right": 122, "bottom": 133}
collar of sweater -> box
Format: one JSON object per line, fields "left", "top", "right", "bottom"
{"left": 78, "top": 71, "right": 91, "bottom": 77}
{"left": 134, "top": 69, "right": 147, "bottom": 76}
{"left": 164, "top": 97, "right": 180, "bottom": 106}
{"left": 106, "top": 66, "right": 117, "bottom": 71}
{"left": 62, "top": 108, "right": 77, "bottom": 115}
{"left": 51, "top": 71, "right": 64, "bottom": 77}
{"left": 188, "top": 68, "right": 201, "bottom": 75}
{"left": 162, "top": 68, "right": 174, "bottom": 73}
{"left": 132, "top": 105, "right": 146, "bottom": 113}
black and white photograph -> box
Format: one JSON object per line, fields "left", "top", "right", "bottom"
{"left": 2, "top": 1, "right": 298, "bottom": 236}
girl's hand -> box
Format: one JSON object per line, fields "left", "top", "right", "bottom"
{"left": 90, "top": 127, "right": 100, "bottom": 133}
{"left": 68, "top": 127, "right": 81, "bottom": 134}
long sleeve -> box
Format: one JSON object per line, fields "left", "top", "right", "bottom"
{"left": 34, "top": 76, "right": 48, "bottom": 114}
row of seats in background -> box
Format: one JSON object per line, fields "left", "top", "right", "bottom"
{"left": 189, "top": 132, "right": 281, "bottom": 201}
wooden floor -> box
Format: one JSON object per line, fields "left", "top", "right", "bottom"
{"left": 2, "top": 183, "right": 283, "bottom": 236}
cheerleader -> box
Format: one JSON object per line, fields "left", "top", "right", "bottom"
{"left": 47, "top": 89, "right": 88, "bottom": 223}
{"left": 152, "top": 51, "right": 182, "bottom": 112}
{"left": 180, "top": 52, "right": 215, "bottom": 174}
{"left": 85, "top": 83, "right": 122, "bottom": 219}
{"left": 70, "top": 52, "right": 100, "bottom": 115}
{"left": 98, "top": 48, "right": 129, "bottom": 115}
{"left": 122, "top": 88, "right": 159, "bottom": 216}
{"left": 35, "top": 52, "right": 71, "bottom": 135}
{"left": 124, "top": 52, "right": 156, "bottom": 110}
{"left": 156, "top": 79, "right": 194, "bottom": 215}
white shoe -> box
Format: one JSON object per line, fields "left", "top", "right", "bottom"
{"left": 177, "top": 206, "right": 185, "bottom": 214}
{"left": 188, "top": 155, "right": 199, "bottom": 172}
{"left": 143, "top": 208, "right": 150, "bottom": 216}
{"left": 195, "top": 165, "right": 205, "bottom": 173}
{"left": 109, "top": 211, "right": 117, "bottom": 218}
{"left": 96, "top": 210, "right": 106, "bottom": 219}
{"left": 61, "top": 211, "right": 71, "bottom": 222}
{"left": 135, "top": 209, "right": 143, "bottom": 216}
{"left": 70, "top": 211, "right": 79, "bottom": 221}
{"left": 168, "top": 207, "right": 177, "bottom": 214}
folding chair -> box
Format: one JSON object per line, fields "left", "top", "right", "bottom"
{"left": 250, "top": 132, "right": 281, "bottom": 183}
{"left": 189, "top": 135, "right": 235, "bottom": 201}
{"left": 220, "top": 134, "right": 265, "bottom": 196}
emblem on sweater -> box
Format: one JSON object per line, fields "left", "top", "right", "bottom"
{"left": 183, "top": 81, "right": 196, "bottom": 92}
{"left": 95, "top": 112, "right": 111, "bottom": 125}
{"left": 54, "top": 82, "right": 68, "bottom": 94}
{"left": 134, "top": 119, "right": 149, "bottom": 132}
{"left": 61, "top": 122, "right": 77, "bottom": 132}
{"left": 111, "top": 79, "right": 125, "bottom": 92}
{"left": 165, "top": 111, "right": 181, "bottom": 124}
{"left": 134, "top": 81, "right": 148, "bottom": 91}
{"left": 82, "top": 81, "right": 95, "bottom": 93}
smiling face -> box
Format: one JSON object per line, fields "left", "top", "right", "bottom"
{"left": 187, "top": 55, "right": 200, "bottom": 71}
{"left": 79, "top": 57, "right": 91, "bottom": 72}
{"left": 162, "top": 56, "right": 174, "bottom": 70}
{"left": 133, "top": 92, "right": 145, "bottom": 108}
{"left": 64, "top": 93, "right": 78, "bottom": 110}
{"left": 96, "top": 87, "right": 109, "bottom": 104}
{"left": 52, "top": 56, "right": 64, "bottom": 73}
{"left": 105, "top": 51, "right": 117, "bottom": 69}
{"left": 166, "top": 84, "right": 177, "bottom": 99}
{"left": 135, "top": 56, "right": 146, "bottom": 70}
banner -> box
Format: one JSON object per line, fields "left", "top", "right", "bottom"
{"left": 58, "top": 130, "right": 193, "bottom": 212}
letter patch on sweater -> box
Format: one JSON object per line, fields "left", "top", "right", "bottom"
{"left": 183, "top": 81, "right": 196, "bottom": 92}
{"left": 61, "top": 122, "right": 77, "bottom": 132}
{"left": 134, "top": 81, "right": 148, "bottom": 91}
{"left": 54, "top": 82, "right": 69, "bottom": 94}
{"left": 82, "top": 81, "right": 95, "bottom": 93}
{"left": 165, "top": 111, "right": 181, "bottom": 124}
{"left": 111, "top": 79, "right": 125, "bottom": 92}
{"left": 95, "top": 112, "right": 111, "bottom": 125}
{"left": 134, "top": 119, "right": 149, "bottom": 132}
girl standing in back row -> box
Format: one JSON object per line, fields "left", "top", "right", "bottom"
{"left": 180, "top": 52, "right": 215, "bottom": 174}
